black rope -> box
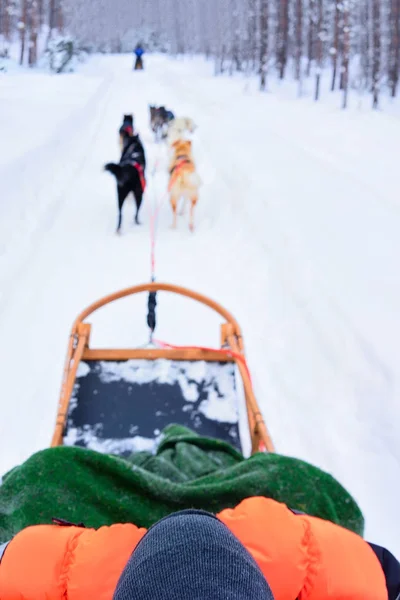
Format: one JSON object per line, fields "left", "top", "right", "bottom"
{"left": 147, "top": 291, "right": 157, "bottom": 340}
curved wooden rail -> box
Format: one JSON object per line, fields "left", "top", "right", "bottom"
{"left": 73, "top": 282, "right": 242, "bottom": 341}
{"left": 51, "top": 282, "right": 274, "bottom": 453}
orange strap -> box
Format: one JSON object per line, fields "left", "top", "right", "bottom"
{"left": 154, "top": 338, "right": 252, "bottom": 381}
{"left": 153, "top": 338, "right": 270, "bottom": 452}
{"left": 168, "top": 159, "right": 192, "bottom": 191}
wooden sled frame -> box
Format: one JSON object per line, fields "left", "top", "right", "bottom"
{"left": 51, "top": 282, "right": 274, "bottom": 454}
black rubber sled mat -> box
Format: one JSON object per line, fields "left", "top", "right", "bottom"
{"left": 63, "top": 359, "right": 243, "bottom": 455}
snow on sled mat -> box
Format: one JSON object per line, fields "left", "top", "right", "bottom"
{"left": 65, "top": 358, "right": 243, "bottom": 455}
{"left": 52, "top": 283, "right": 275, "bottom": 458}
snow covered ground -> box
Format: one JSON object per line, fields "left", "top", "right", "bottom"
{"left": 0, "top": 53, "right": 399, "bottom": 554}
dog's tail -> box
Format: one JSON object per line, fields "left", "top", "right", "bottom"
{"left": 186, "top": 171, "right": 202, "bottom": 188}
{"left": 104, "top": 163, "right": 123, "bottom": 182}
{"left": 172, "top": 170, "right": 202, "bottom": 191}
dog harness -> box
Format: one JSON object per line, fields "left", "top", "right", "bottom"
{"left": 119, "top": 136, "right": 146, "bottom": 192}
{"left": 168, "top": 156, "right": 193, "bottom": 191}
{"left": 133, "top": 161, "right": 146, "bottom": 192}
{"left": 169, "top": 156, "right": 192, "bottom": 175}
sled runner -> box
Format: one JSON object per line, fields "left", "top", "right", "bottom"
{"left": 51, "top": 283, "right": 274, "bottom": 457}
{"left": 134, "top": 56, "right": 143, "bottom": 70}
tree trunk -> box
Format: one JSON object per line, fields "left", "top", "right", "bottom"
{"left": 174, "top": 2, "right": 184, "bottom": 55}
{"left": 219, "top": 45, "right": 226, "bottom": 74}
{"left": 56, "top": 0, "right": 63, "bottom": 33}
{"left": 48, "top": 0, "right": 56, "bottom": 42}
{"left": 2, "top": 0, "right": 11, "bottom": 43}
{"left": 331, "top": 0, "right": 340, "bottom": 91}
{"left": 307, "top": 0, "right": 315, "bottom": 77}
{"left": 230, "top": 1, "right": 242, "bottom": 73}
{"left": 277, "top": 0, "right": 289, "bottom": 79}
{"left": 0, "top": 0, "right": 4, "bottom": 45}
{"left": 219, "top": 0, "right": 231, "bottom": 73}
{"left": 259, "top": 0, "right": 269, "bottom": 90}
{"left": 371, "top": 0, "right": 381, "bottom": 108}
{"left": 19, "top": 0, "right": 28, "bottom": 65}
{"left": 295, "top": 0, "right": 303, "bottom": 81}
{"left": 389, "top": 0, "right": 400, "bottom": 97}
{"left": 358, "top": 0, "right": 370, "bottom": 92}
{"left": 248, "top": 0, "right": 258, "bottom": 70}
{"left": 28, "top": 0, "right": 38, "bottom": 66}
{"left": 341, "top": 0, "right": 350, "bottom": 108}
{"left": 38, "top": 0, "right": 44, "bottom": 26}
{"left": 314, "top": 0, "right": 323, "bottom": 100}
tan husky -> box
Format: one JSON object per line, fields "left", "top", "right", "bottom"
{"left": 168, "top": 140, "right": 201, "bottom": 231}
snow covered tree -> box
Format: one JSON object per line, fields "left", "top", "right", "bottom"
{"left": 2, "top": 0, "right": 397, "bottom": 107}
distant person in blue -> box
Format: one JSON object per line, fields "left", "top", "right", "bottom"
{"left": 134, "top": 44, "right": 144, "bottom": 70}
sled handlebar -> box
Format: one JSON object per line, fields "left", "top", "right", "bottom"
{"left": 72, "top": 282, "right": 244, "bottom": 349}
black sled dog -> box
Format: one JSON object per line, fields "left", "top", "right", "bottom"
{"left": 118, "top": 114, "right": 134, "bottom": 151}
{"left": 105, "top": 125, "right": 146, "bottom": 234}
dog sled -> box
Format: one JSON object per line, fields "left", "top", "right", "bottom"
{"left": 51, "top": 283, "right": 274, "bottom": 457}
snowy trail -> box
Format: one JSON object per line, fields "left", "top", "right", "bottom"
{"left": 0, "top": 58, "right": 117, "bottom": 310}
{"left": 0, "top": 54, "right": 399, "bottom": 553}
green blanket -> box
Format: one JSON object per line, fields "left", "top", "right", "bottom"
{"left": 0, "top": 425, "right": 363, "bottom": 542}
